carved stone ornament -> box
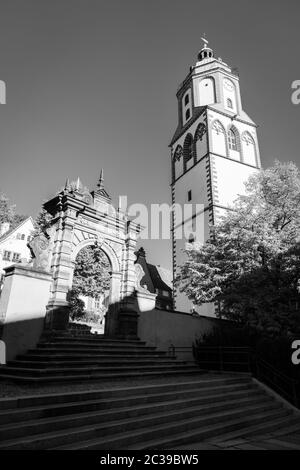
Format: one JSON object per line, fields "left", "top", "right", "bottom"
{"left": 195, "top": 123, "right": 206, "bottom": 141}
{"left": 28, "top": 232, "right": 53, "bottom": 271}
{"left": 135, "top": 264, "right": 150, "bottom": 293}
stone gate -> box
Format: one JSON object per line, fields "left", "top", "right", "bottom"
{"left": 35, "top": 171, "right": 141, "bottom": 338}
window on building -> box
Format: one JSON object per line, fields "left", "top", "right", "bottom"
{"left": 227, "top": 98, "right": 233, "bottom": 109}
{"left": 188, "top": 190, "right": 192, "bottom": 201}
{"left": 21, "top": 234, "right": 25, "bottom": 240}
{"left": 185, "top": 109, "right": 191, "bottom": 121}
{"left": 27, "top": 235, "right": 32, "bottom": 242}
{"left": 228, "top": 129, "right": 238, "bottom": 151}
{"left": 184, "top": 134, "right": 193, "bottom": 164}
{"left": 3, "top": 251, "right": 11, "bottom": 261}
{"left": 16, "top": 233, "right": 21, "bottom": 240}
{"left": 12, "top": 253, "right": 21, "bottom": 263}
{"left": 188, "top": 234, "right": 195, "bottom": 243}
{"left": 184, "top": 94, "right": 189, "bottom": 106}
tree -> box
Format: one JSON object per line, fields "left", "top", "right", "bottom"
{"left": 72, "top": 244, "right": 111, "bottom": 299}
{"left": 0, "top": 191, "right": 27, "bottom": 230}
{"left": 33, "top": 208, "right": 53, "bottom": 236}
{"left": 176, "top": 161, "right": 300, "bottom": 337}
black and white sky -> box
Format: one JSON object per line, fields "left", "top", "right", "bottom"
{"left": 0, "top": 0, "right": 299, "bottom": 269}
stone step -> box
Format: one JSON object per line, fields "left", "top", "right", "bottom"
{"left": 207, "top": 413, "right": 300, "bottom": 444}
{"left": 16, "top": 353, "right": 171, "bottom": 362}
{"left": 37, "top": 342, "right": 157, "bottom": 350}
{"left": 0, "top": 398, "right": 284, "bottom": 449}
{"left": 127, "top": 411, "right": 297, "bottom": 450}
{"left": 0, "top": 380, "right": 255, "bottom": 423}
{"left": 0, "top": 367, "right": 203, "bottom": 384}
{"left": 54, "top": 404, "right": 290, "bottom": 451}
{"left": 0, "top": 393, "right": 270, "bottom": 442}
{"left": 0, "top": 376, "right": 249, "bottom": 411}
{"left": 30, "top": 347, "right": 167, "bottom": 355}
{"left": 0, "top": 363, "right": 198, "bottom": 378}
{"left": 9, "top": 358, "right": 180, "bottom": 368}
{"left": 42, "top": 336, "right": 146, "bottom": 346}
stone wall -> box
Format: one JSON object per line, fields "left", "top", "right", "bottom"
{"left": 138, "top": 307, "right": 225, "bottom": 360}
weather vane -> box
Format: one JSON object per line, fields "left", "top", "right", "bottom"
{"left": 201, "top": 33, "right": 209, "bottom": 49}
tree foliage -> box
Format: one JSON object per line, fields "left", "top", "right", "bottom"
{"left": 33, "top": 208, "right": 53, "bottom": 236}
{"left": 176, "top": 161, "right": 300, "bottom": 337}
{"left": 0, "top": 191, "right": 27, "bottom": 231}
{"left": 72, "top": 244, "right": 111, "bottom": 299}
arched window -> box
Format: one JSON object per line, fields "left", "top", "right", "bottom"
{"left": 183, "top": 134, "right": 194, "bottom": 171}
{"left": 172, "top": 145, "right": 183, "bottom": 181}
{"left": 195, "top": 123, "right": 206, "bottom": 142}
{"left": 198, "top": 77, "right": 216, "bottom": 106}
{"left": 228, "top": 129, "right": 237, "bottom": 151}
{"left": 242, "top": 132, "right": 257, "bottom": 166}
{"left": 194, "top": 123, "right": 207, "bottom": 162}
{"left": 227, "top": 98, "right": 233, "bottom": 109}
{"left": 212, "top": 120, "right": 227, "bottom": 156}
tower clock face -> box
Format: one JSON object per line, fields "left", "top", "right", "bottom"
{"left": 224, "top": 79, "right": 234, "bottom": 91}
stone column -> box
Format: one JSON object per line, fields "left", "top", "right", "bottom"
{"left": 46, "top": 209, "right": 76, "bottom": 331}
{"left": 118, "top": 221, "right": 140, "bottom": 338}
{"left": 104, "top": 271, "right": 122, "bottom": 337}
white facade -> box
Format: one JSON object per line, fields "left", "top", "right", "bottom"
{"left": 0, "top": 218, "right": 35, "bottom": 278}
{"left": 171, "top": 42, "right": 261, "bottom": 315}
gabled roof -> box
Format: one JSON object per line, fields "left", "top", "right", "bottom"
{"left": 170, "top": 106, "right": 206, "bottom": 147}
{"left": 147, "top": 264, "right": 172, "bottom": 292}
{"left": 0, "top": 217, "right": 35, "bottom": 244}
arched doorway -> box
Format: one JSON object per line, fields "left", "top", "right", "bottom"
{"left": 68, "top": 242, "right": 111, "bottom": 333}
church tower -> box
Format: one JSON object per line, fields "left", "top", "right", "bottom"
{"left": 171, "top": 38, "right": 262, "bottom": 314}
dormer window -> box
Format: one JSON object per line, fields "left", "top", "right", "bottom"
{"left": 185, "top": 109, "right": 191, "bottom": 121}
{"left": 184, "top": 94, "right": 189, "bottom": 106}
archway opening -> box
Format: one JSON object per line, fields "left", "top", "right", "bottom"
{"left": 68, "top": 242, "right": 111, "bottom": 334}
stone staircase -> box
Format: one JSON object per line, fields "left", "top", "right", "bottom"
{"left": 0, "top": 330, "right": 200, "bottom": 384}
{"left": 0, "top": 374, "right": 299, "bottom": 449}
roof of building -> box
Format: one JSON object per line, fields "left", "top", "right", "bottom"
{"left": 0, "top": 217, "right": 35, "bottom": 244}
{"left": 147, "top": 264, "right": 172, "bottom": 292}
{"left": 170, "top": 106, "right": 206, "bottom": 147}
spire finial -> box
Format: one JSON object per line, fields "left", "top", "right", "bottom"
{"left": 97, "top": 168, "right": 104, "bottom": 190}
{"left": 201, "top": 33, "right": 209, "bottom": 49}
{"left": 198, "top": 35, "right": 214, "bottom": 62}
{"left": 64, "top": 177, "right": 70, "bottom": 190}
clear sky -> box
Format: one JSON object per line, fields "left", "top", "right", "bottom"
{"left": 0, "top": 0, "right": 299, "bottom": 270}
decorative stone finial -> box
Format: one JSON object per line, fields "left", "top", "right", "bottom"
{"left": 97, "top": 168, "right": 104, "bottom": 190}
{"left": 64, "top": 177, "right": 70, "bottom": 191}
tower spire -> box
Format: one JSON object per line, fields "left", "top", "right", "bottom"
{"left": 94, "top": 168, "right": 111, "bottom": 200}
